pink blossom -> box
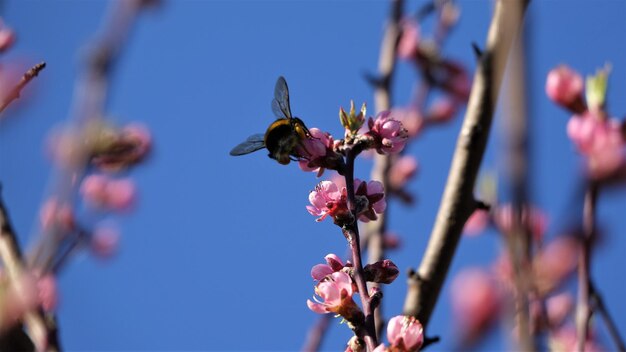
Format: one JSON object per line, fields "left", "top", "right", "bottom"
{"left": 389, "top": 155, "right": 418, "bottom": 190}
{"left": 37, "top": 274, "right": 58, "bottom": 312}
{"left": 307, "top": 271, "right": 360, "bottom": 319}
{"left": 383, "top": 231, "right": 402, "bottom": 250}
{"left": 387, "top": 315, "right": 424, "bottom": 352}
{"left": 451, "top": 268, "right": 501, "bottom": 341}
{"left": 123, "top": 123, "right": 152, "bottom": 158}
{"left": 546, "top": 65, "right": 584, "bottom": 111}
{"left": 567, "top": 113, "right": 624, "bottom": 178}
{"left": 80, "top": 175, "right": 136, "bottom": 211}
{"left": 426, "top": 97, "right": 458, "bottom": 123}
{"left": 298, "top": 128, "right": 335, "bottom": 175}
{"left": 391, "top": 107, "right": 424, "bottom": 138}
{"left": 0, "top": 20, "right": 15, "bottom": 53}
{"left": 533, "top": 236, "right": 579, "bottom": 295}
{"left": 306, "top": 180, "right": 346, "bottom": 222}
{"left": 91, "top": 225, "right": 120, "bottom": 258}
{"left": 493, "top": 203, "right": 548, "bottom": 240}
{"left": 545, "top": 293, "right": 573, "bottom": 327}
{"left": 549, "top": 326, "right": 603, "bottom": 352}
{"left": 39, "top": 198, "right": 75, "bottom": 233}
{"left": 311, "top": 253, "right": 346, "bottom": 281}
{"left": 372, "top": 344, "right": 386, "bottom": 352}
{"left": 397, "top": 19, "right": 420, "bottom": 61}
{"left": 463, "top": 209, "right": 489, "bottom": 237}
{"left": 354, "top": 179, "right": 386, "bottom": 222}
{"left": 368, "top": 111, "right": 409, "bottom": 154}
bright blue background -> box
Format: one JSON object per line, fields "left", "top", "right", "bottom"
{"left": 0, "top": 1, "right": 625, "bottom": 350}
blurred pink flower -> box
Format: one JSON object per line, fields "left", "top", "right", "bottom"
{"left": 549, "top": 326, "right": 603, "bottom": 352}
{"left": 37, "top": 274, "right": 58, "bottom": 312}
{"left": 397, "top": 19, "right": 420, "bottom": 61}
{"left": 391, "top": 107, "right": 424, "bottom": 138}
{"left": 389, "top": 155, "right": 418, "bottom": 190}
{"left": 463, "top": 209, "right": 489, "bottom": 237}
{"left": 39, "top": 197, "right": 75, "bottom": 233}
{"left": 387, "top": 315, "right": 424, "bottom": 352}
{"left": 533, "top": 236, "right": 579, "bottom": 295}
{"left": 354, "top": 179, "right": 386, "bottom": 222}
{"left": 426, "top": 97, "right": 458, "bottom": 123}
{"left": 91, "top": 225, "right": 120, "bottom": 258}
{"left": 368, "top": 111, "right": 409, "bottom": 154}
{"left": 546, "top": 65, "right": 584, "bottom": 112}
{"left": 451, "top": 268, "right": 501, "bottom": 342}
{"left": 0, "top": 20, "right": 15, "bottom": 53}
{"left": 493, "top": 203, "right": 548, "bottom": 240}
{"left": 567, "top": 113, "right": 624, "bottom": 178}
{"left": 80, "top": 175, "right": 136, "bottom": 211}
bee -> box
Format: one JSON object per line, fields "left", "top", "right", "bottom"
{"left": 230, "top": 76, "right": 310, "bottom": 165}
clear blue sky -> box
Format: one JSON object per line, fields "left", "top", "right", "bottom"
{"left": 0, "top": 1, "right": 625, "bottom": 350}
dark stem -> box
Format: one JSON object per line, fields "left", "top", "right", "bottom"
{"left": 589, "top": 280, "right": 626, "bottom": 352}
{"left": 344, "top": 148, "right": 377, "bottom": 351}
{"left": 576, "top": 183, "right": 597, "bottom": 351}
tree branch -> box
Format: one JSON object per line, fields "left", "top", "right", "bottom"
{"left": 402, "top": 0, "right": 529, "bottom": 329}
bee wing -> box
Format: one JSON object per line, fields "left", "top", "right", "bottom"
{"left": 271, "top": 76, "right": 293, "bottom": 119}
{"left": 230, "top": 133, "right": 266, "bottom": 156}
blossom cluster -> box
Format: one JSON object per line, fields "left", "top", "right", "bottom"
{"left": 546, "top": 65, "right": 626, "bottom": 179}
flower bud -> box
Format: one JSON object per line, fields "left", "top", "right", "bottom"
{"left": 363, "top": 259, "right": 399, "bottom": 284}
{"left": 545, "top": 65, "right": 585, "bottom": 113}
{"left": 387, "top": 315, "right": 424, "bottom": 352}
{"left": 367, "top": 112, "right": 408, "bottom": 154}
{"left": 340, "top": 101, "right": 366, "bottom": 135}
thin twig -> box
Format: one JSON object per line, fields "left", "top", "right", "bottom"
{"left": 0, "top": 62, "right": 46, "bottom": 114}
{"left": 344, "top": 149, "right": 377, "bottom": 351}
{"left": 589, "top": 280, "right": 626, "bottom": 352}
{"left": 576, "top": 184, "right": 597, "bottom": 351}
{"left": 301, "top": 314, "right": 332, "bottom": 352}
{"left": 402, "top": 0, "right": 530, "bottom": 329}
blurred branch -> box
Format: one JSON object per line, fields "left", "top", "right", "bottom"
{"left": 502, "top": 22, "right": 535, "bottom": 351}
{"left": 366, "top": 0, "right": 403, "bottom": 338}
{"left": 28, "top": 0, "right": 150, "bottom": 270}
{"left": 0, "top": 190, "right": 59, "bottom": 351}
{"left": 402, "top": 0, "right": 529, "bottom": 329}
{"left": 301, "top": 314, "right": 331, "bottom": 352}
{"left": 0, "top": 62, "right": 46, "bottom": 114}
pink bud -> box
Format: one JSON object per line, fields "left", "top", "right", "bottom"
{"left": 364, "top": 259, "right": 399, "bottom": 284}
{"left": 389, "top": 155, "right": 418, "bottom": 190}
{"left": 546, "top": 65, "right": 584, "bottom": 112}
{"left": 391, "top": 107, "right": 424, "bottom": 138}
{"left": 80, "top": 175, "right": 136, "bottom": 211}
{"left": 451, "top": 268, "right": 501, "bottom": 341}
{"left": 368, "top": 111, "right": 409, "bottom": 155}
{"left": 397, "top": 19, "right": 420, "bottom": 61}
{"left": 387, "top": 315, "right": 424, "bottom": 352}
{"left": 0, "top": 26, "right": 15, "bottom": 53}
{"left": 427, "top": 97, "right": 458, "bottom": 123}
{"left": 37, "top": 274, "right": 58, "bottom": 312}
{"left": 463, "top": 209, "right": 489, "bottom": 237}
{"left": 91, "top": 225, "right": 120, "bottom": 258}
{"left": 39, "top": 198, "right": 75, "bottom": 233}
